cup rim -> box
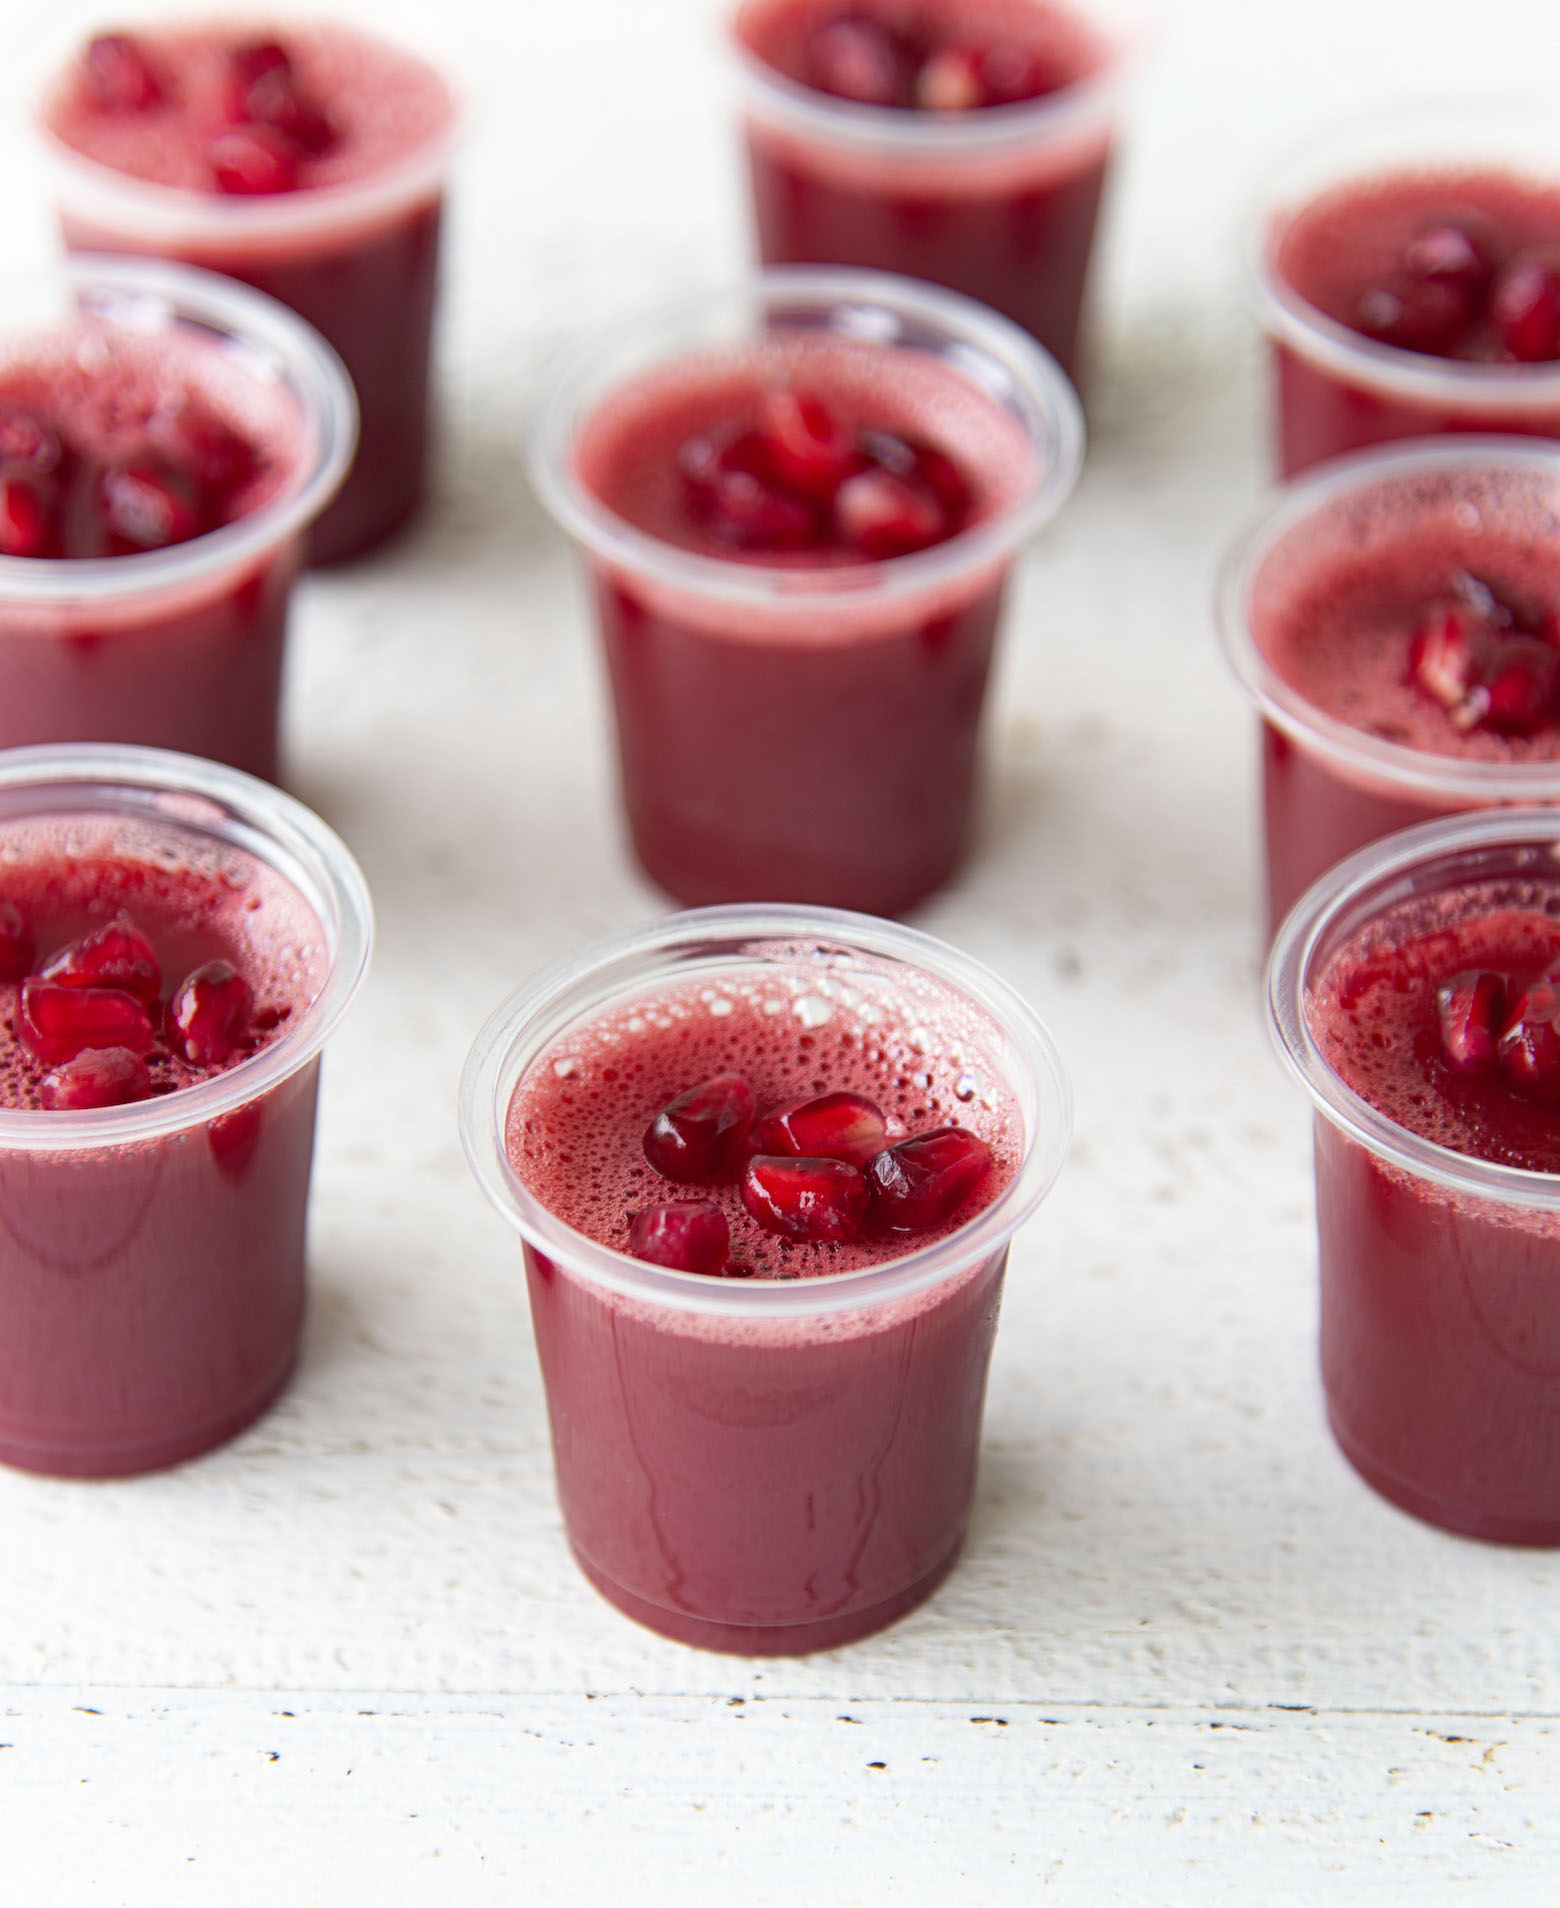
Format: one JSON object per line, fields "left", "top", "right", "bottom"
{"left": 0, "top": 742, "right": 373, "bottom": 1152}
{"left": 1246, "top": 98, "right": 1560, "bottom": 406}
{"left": 0, "top": 255, "right": 357, "bottom": 605}
{"left": 37, "top": 29, "right": 461, "bottom": 249}
{"left": 459, "top": 903, "right": 1073, "bottom": 1319}
{"left": 1268, "top": 803, "right": 1560, "bottom": 1212}
{"left": 726, "top": 0, "right": 1141, "bottom": 159}
{"left": 1214, "top": 434, "right": 1560, "bottom": 801}
{"left": 527, "top": 266, "right": 1084, "bottom": 612}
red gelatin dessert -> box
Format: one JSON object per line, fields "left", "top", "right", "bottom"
{"left": 0, "top": 746, "right": 371, "bottom": 1478}
{"left": 732, "top": 0, "right": 1128, "bottom": 383}
{"left": 1271, "top": 811, "right": 1560, "bottom": 1543}
{"left": 41, "top": 22, "right": 456, "bottom": 562}
{"left": 463, "top": 907, "right": 1071, "bottom": 1654}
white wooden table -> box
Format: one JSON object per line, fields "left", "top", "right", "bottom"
{"left": 2, "top": 1, "right": 1558, "bottom": 1899}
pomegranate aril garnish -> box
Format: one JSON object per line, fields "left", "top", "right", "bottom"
{"left": 680, "top": 426, "right": 820, "bottom": 551}
{"left": 865, "top": 1126, "right": 991, "bottom": 1231}
{"left": 40, "top": 912, "right": 161, "bottom": 1005}
{"left": 1497, "top": 977, "right": 1560, "bottom": 1101}
{"left": 916, "top": 46, "right": 985, "bottom": 111}
{"left": 0, "top": 899, "right": 34, "bottom": 981}
{"left": 1354, "top": 274, "right": 1478, "bottom": 357}
{"left": 755, "top": 1090, "right": 887, "bottom": 1169}
{"left": 84, "top": 34, "right": 163, "bottom": 112}
{"left": 807, "top": 16, "right": 915, "bottom": 106}
{"left": 0, "top": 475, "right": 59, "bottom": 559}
{"left": 147, "top": 406, "right": 257, "bottom": 512}
{"left": 208, "top": 124, "right": 302, "bottom": 196}
{"left": 1491, "top": 247, "right": 1560, "bottom": 363}
{"left": 1402, "top": 220, "right": 1500, "bottom": 298}
{"left": 16, "top": 978, "right": 156, "bottom": 1067}
{"left": 96, "top": 459, "right": 201, "bottom": 555}
{"left": 0, "top": 405, "right": 67, "bottom": 477}
{"left": 759, "top": 389, "right": 859, "bottom": 501}
{"left": 167, "top": 961, "right": 255, "bottom": 1068}
{"left": 1407, "top": 589, "right": 1560, "bottom": 736}
{"left": 1436, "top": 969, "right": 1506, "bottom": 1074}
{"left": 644, "top": 1071, "right": 757, "bottom": 1181}
{"left": 834, "top": 465, "right": 947, "bottom": 558}
{"left": 742, "top": 1154, "right": 868, "bottom": 1243}
{"left": 230, "top": 42, "right": 336, "bottom": 156}
{"left": 629, "top": 1201, "right": 731, "bottom": 1276}
{"left": 860, "top": 428, "right": 972, "bottom": 519}
{"left": 975, "top": 43, "right": 1067, "bottom": 105}
{"left": 40, "top": 1045, "right": 153, "bottom": 1112}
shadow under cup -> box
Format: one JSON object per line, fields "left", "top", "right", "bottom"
{"left": 1269, "top": 810, "right": 1560, "bottom": 1543}
{"left": 460, "top": 905, "right": 1071, "bottom": 1654}
{"left": 0, "top": 745, "right": 371, "bottom": 1477}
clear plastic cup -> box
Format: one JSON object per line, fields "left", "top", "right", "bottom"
{"left": 0, "top": 255, "right": 355, "bottom": 779}
{"left": 1269, "top": 806, "right": 1560, "bottom": 1543}
{"left": 728, "top": 0, "right": 1139, "bottom": 385}
{"left": 38, "top": 24, "right": 456, "bottom": 563}
{"left": 0, "top": 742, "right": 372, "bottom": 1477}
{"left": 460, "top": 903, "right": 1071, "bottom": 1654}
{"left": 1216, "top": 437, "right": 1560, "bottom": 939}
{"left": 529, "top": 266, "right": 1084, "bottom": 917}
{"left": 1250, "top": 104, "right": 1560, "bottom": 478}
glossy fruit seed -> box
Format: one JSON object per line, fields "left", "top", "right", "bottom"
{"left": 40, "top": 1045, "right": 153, "bottom": 1111}
{"left": 1492, "top": 247, "right": 1560, "bottom": 363}
{"left": 167, "top": 961, "right": 255, "bottom": 1067}
{"left": 754, "top": 1090, "right": 887, "bottom": 1169}
{"left": 16, "top": 977, "right": 156, "bottom": 1067}
{"left": 866, "top": 1126, "right": 991, "bottom": 1230}
{"left": 41, "top": 911, "right": 162, "bottom": 1005}
{"left": 628, "top": 1201, "right": 731, "bottom": 1275}
{"left": 1435, "top": 969, "right": 1506, "bottom": 1074}
{"left": 84, "top": 34, "right": 162, "bottom": 112}
{"left": 1497, "top": 978, "right": 1560, "bottom": 1101}
{"left": 741, "top": 1154, "right": 868, "bottom": 1242}
{"left": 643, "top": 1072, "right": 757, "bottom": 1181}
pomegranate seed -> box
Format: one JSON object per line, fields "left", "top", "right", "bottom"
{"left": 40, "top": 912, "right": 161, "bottom": 1005}
{"left": 1436, "top": 969, "right": 1506, "bottom": 1074}
{"left": 96, "top": 459, "right": 201, "bottom": 554}
{"left": 628, "top": 1201, "right": 731, "bottom": 1275}
{"left": 209, "top": 124, "right": 301, "bottom": 196}
{"left": 680, "top": 427, "right": 821, "bottom": 551}
{"left": 0, "top": 900, "right": 34, "bottom": 981}
{"left": 84, "top": 34, "right": 163, "bottom": 112}
{"left": 0, "top": 475, "right": 59, "bottom": 559}
{"left": 16, "top": 977, "right": 155, "bottom": 1066}
{"left": 147, "top": 406, "right": 257, "bottom": 513}
{"left": 807, "top": 17, "right": 915, "bottom": 106}
{"left": 1492, "top": 247, "right": 1560, "bottom": 363}
{"left": 1407, "top": 595, "right": 1560, "bottom": 735}
{"left": 40, "top": 1045, "right": 152, "bottom": 1111}
{"left": 1498, "top": 978, "right": 1560, "bottom": 1101}
{"left": 834, "top": 465, "right": 947, "bottom": 558}
{"left": 917, "top": 46, "right": 985, "bottom": 111}
{"left": 755, "top": 1090, "right": 887, "bottom": 1169}
{"left": 741, "top": 1154, "right": 867, "bottom": 1243}
{"left": 231, "top": 40, "right": 294, "bottom": 94}
{"left": 1354, "top": 274, "right": 1478, "bottom": 356}
{"left": 976, "top": 43, "right": 1067, "bottom": 104}
{"left": 1402, "top": 220, "right": 1500, "bottom": 297}
{"left": 208, "top": 1102, "right": 264, "bottom": 1177}
{"left": 167, "top": 961, "right": 254, "bottom": 1067}
{"left": 759, "top": 389, "right": 859, "bottom": 501}
{"left": 865, "top": 1126, "right": 991, "bottom": 1231}
{"left": 0, "top": 405, "right": 66, "bottom": 476}
{"left": 859, "top": 429, "right": 971, "bottom": 519}
{"left": 644, "top": 1072, "right": 757, "bottom": 1181}
{"left": 228, "top": 42, "right": 336, "bottom": 156}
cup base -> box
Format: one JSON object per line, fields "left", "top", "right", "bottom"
{"left": 570, "top": 1537, "right": 963, "bottom": 1656}
{"left": 1327, "top": 1403, "right": 1560, "bottom": 1547}
{"left": 0, "top": 1341, "right": 298, "bottom": 1480}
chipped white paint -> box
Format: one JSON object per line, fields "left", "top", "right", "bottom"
{"left": 2, "top": 0, "right": 1560, "bottom": 1899}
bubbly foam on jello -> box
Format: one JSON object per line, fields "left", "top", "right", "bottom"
{"left": 0, "top": 812, "right": 327, "bottom": 1111}
{"left": 506, "top": 952, "right": 1022, "bottom": 1280}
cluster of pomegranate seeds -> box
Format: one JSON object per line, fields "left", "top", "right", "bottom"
{"left": 631, "top": 1071, "right": 992, "bottom": 1274}
{"left": 804, "top": 12, "right": 1066, "bottom": 110}
{"left": 679, "top": 388, "right": 972, "bottom": 559}
{"left": 1406, "top": 572, "right": 1560, "bottom": 736}
{"left": 1355, "top": 216, "right": 1560, "bottom": 362}
{"left": 1, "top": 902, "right": 259, "bottom": 1110}
{"left": 0, "top": 392, "right": 259, "bottom": 562}
{"left": 1436, "top": 966, "right": 1560, "bottom": 1101}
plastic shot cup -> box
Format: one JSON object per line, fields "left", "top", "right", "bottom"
{"left": 38, "top": 24, "right": 456, "bottom": 563}
{"left": 728, "top": 0, "right": 1138, "bottom": 386}
{"left": 0, "top": 256, "right": 355, "bottom": 779}
{"left": 1216, "top": 438, "right": 1560, "bottom": 940}
{"left": 460, "top": 903, "right": 1072, "bottom": 1654}
{"left": 0, "top": 743, "right": 372, "bottom": 1477}
{"left": 1269, "top": 806, "right": 1560, "bottom": 1543}
{"left": 530, "top": 267, "right": 1083, "bottom": 918}
{"left": 1251, "top": 105, "right": 1560, "bottom": 479}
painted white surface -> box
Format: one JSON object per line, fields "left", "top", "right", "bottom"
{"left": 2, "top": 0, "right": 1560, "bottom": 1900}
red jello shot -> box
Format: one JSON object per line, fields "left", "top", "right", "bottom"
{"left": 1217, "top": 439, "right": 1560, "bottom": 938}
{"left": 0, "top": 742, "right": 371, "bottom": 1476}
{"left": 1254, "top": 108, "right": 1560, "bottom": 478}
{"left": 40, "top": 21, "right": 456, "bottom": 563}
{"left": 530, "top": 268, "right": 1083, "bottom": 916}
{"left": 460, "top": 904, "right": 1071, "bottom": 1653}
{"left": 1269, "top": 807, "right": 1560, "bottom": 1543}
{"left": 0, "top": 255, "right": 354, "bottom": 778}
{"left": 729, "top": 0, "right": 1136, "bottom": 385}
